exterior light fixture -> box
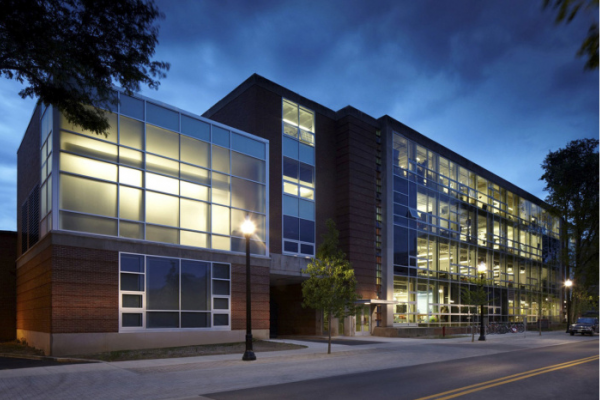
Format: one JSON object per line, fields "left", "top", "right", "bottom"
{"left": 565, "top": 279, "right": 572, "bottom": 288}
{"left": 242, "top": 216, "right": 256, "bottom": 361}
{"left": 564, "top": 279, "right": 573, "bottom": 333}
{"left": 477, "top": 261, "right": 487, "bottom": 341}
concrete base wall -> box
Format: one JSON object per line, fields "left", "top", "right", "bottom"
{"left": 18, "top": 329, "right": 269, "bottom": 356}
{"left": 16, "top": 329, "right": 51, "bottom": 354}
{"left": 373, "top": 326, "right": 474, "bottom": 338}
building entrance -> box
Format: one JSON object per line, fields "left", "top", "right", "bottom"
{"left": 355, "top": 305, "right": 371, "bottom": 335}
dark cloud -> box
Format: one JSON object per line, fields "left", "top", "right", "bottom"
{"left": 0, "top": 0, "right": 597, "bottom": 229}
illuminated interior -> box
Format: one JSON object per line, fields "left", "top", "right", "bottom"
{"left": 282, "top": 99, "right": 316, "bottom": 257}
{"left": 53, "top": 94, "right": 268, "bottom": 255}
{"left": 391, "top": 132, "right": 561, "bottom": 325}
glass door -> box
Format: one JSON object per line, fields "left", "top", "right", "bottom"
{"left": 355, "top": 305, "right": 371, "bottom": 335}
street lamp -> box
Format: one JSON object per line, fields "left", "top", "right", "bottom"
{"left": 477, "top": 261, "right": 487, "bottom": 341}
{"left": 241, "top": 217, "right": 256, "bottom": 361}
{"left": 564, "top": 279, "right": 573, "bottom": 334}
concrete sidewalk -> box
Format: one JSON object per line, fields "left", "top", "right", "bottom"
{"left": 0, "top": 331, "right": 596, "bottom": 400}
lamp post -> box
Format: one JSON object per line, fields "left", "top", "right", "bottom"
{"left": 477, "top": 261, "right": 487, "bottom": 341}
{"left": 564, "top": 279, "right": 573, "bottom": 334}
{"left": 241, "top": 217, "right": 256, "bottom": 361}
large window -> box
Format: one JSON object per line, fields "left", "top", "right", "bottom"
{"left": 39, "top": 105, "right": 53, "bottom": 237}
{"left": 119, "top": 253, "right": 230, "bottom": 330}
{"left": 54, "top": 93, "right": 268, "bottom": 256}
{"left": 282, "top": 99, "right": 315, "bottom": 256}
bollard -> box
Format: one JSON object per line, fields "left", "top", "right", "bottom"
{"left": 442, "top": 326, "right": 446, "bottom": 337}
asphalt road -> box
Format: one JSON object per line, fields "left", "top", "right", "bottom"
{"left": 205, "top": 340, "right": 599, "bottom": 400}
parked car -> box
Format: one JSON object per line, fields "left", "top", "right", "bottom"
{"left": 569, "top": 317, "right": 598, "bottom": 335}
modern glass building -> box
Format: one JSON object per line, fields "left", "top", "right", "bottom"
{"left": 389, "top": 132, "right": 562, "bottom": 326}
{"left": 15, "top": 74, "right": 564, "bottom": 355}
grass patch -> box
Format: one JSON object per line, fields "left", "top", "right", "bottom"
{"left": 0, "top": 339, "right": 45, "bottom": 357}
{"left": 74, "top": 340, "right": 307, "bottom": 362}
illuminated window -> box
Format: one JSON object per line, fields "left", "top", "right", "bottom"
{"left": 282, "top": 99, "right": 315, "bottom": 256}
{"left": 56, "top": 93, "right": 267, "bottom": 255}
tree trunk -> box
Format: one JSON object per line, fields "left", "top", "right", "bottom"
{"left": 328, "top": 310, "right": 332, "bottom": 355}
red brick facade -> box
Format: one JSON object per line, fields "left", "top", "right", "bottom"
{"left": 0, "top": 231, "right": 17, "bottom": 341}
{"left": 335, "top": 112, "right": 378, "bottom": 300}
{"left": 51, "top": 246, "right": 119, "bottom": 333}
{"left": 16, "top": 234, "right": 269, "bottom": 338}
{"left": 16, "top": 240, "right": 52, "bottom": 334}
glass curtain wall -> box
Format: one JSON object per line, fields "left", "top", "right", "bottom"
{"left": 54, "top": 94, "right": 268, "bottom": 255}
{"left": 282, "top": 99, "right": 316, "bottom": 256}
{"left": 40, "top": 105, "right": 53, "bottom": 237}
{"left": 392, "top": 133, "right": 561, "bottom": 326}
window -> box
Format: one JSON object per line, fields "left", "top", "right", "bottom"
{"left": 282, "top": 99, "right": 315, "bottom": 256}
{"left": 119, "top": 253, "right": 230, "bottom": 330}
{"left": 56, "top": 94, "right": 267, "bottom": 256}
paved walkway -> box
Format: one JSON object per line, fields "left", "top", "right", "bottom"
{"left": 0, "top": 331, "right": 596, "bottom": 400}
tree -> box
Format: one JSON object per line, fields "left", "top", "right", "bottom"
{"left": 541, "top": 139, "right": 599, "bottom": 318}
{"left": 0, "top": 0, "right": 169, "bottom": 137}
{"left": 461, "top": 278, "right": 489, "bottom": 341}
{"left": 301, "top": 219, "right": 361, "bottom": 354}
{"left": 544, "top": 0, "right": 599, "bottom": 70}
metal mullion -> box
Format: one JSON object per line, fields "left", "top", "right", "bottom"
{"left": 179, "top": 259, "right": 182, "bottom": 328}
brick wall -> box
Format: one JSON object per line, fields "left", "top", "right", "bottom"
{"left": 51, "top": 246, "right": 119, "bottom": 333}
{"left": 16, "top": 242, "right": 52, "bottom": 334}
{"left": 18, "top": 238, "right": 269, "bottom": 335}
{"left": 231, "top": 262, "right": 270, "bottom": 331}
{"left": 0, "top": 231, "right": 17, "bottom": 341}
{"left": 335, "top": 114, "right": 378, "bottom": 301}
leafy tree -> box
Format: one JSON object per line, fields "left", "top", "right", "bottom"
{"left": 0, "top": 0, "right": 169, "bottom": 136}
{"left": 301, "top": 219, "right": 360, "bottom": 354}
{"left": 461, "top": 278, "right": 489, "bottom": 341}
{"left": 544, "top": 0, "right": 599, "bottom": 70}
{"left": 541, "top": 138, "right": 599, "bottom": 318}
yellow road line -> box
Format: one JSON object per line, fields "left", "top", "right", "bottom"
{"left": 414, "top": 355, "right": 599, "bottom": 400}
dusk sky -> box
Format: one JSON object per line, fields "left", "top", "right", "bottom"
{"left": 0, "top": 0, "right": 597, "bottom": 231}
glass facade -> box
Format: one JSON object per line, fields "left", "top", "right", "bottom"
{"left": 391, "top": 133, "right": 562, "bottom": 325}
{"left": 282, "top": 99, "right": 316, "bottom": 256}
{"left": 53, "top": 94, "right": 269, "bottom": 255}
{"left": 39, "top": 105, "right": 53, "bottom": 237}
{"left": 119, "top": 253, "right": 231, "bottom": 330}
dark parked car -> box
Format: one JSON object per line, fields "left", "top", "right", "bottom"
{"left": 569, "top": 317, "right": 598, "bottom": 335}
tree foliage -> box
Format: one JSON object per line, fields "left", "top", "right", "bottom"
{"left": 544, "top": 0, "right": 599, "bottom": 70}
{"left": 460, "top": 277, "right": 489, "bottom": 309}
{"left": 301, "top": 219, "right": 360, "bottom": 354}
{"left": 0, "top": 0, "right": 169, "bottom": 136}
{"left": 541, "top": 138, "right": 599, "bottom": 300}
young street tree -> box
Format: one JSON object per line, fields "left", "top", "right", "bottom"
{"left": 461, "top": 278, "right": 489, "bottom": 341}
{"left": 301, "top": 219, "right": 360, "bottom": 354}
{"left": 0, "top": 0, "right": 169, "bottom": 137}
{"left": 541, "top": 138, "right": 599, "bottom": 314}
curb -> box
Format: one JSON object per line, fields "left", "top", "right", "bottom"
{"left": 0, "top": 353, "right": 100, "bottom": 363}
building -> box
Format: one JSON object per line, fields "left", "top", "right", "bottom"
{"left": 15, "top": 74, "right": 564, "bottom": 355}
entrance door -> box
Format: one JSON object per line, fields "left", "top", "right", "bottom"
{"left": 355, "top": 305, "right": 371, "bottom": 336}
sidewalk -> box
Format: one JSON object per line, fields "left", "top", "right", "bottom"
{"left": 0, "top": 331, "right": 595, "bottom": 400}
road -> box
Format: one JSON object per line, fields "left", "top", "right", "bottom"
{"left": 0, "top": 331, "right": 596, "bottom": 400}
{"left": 206, "top": 340, "right": 599, "bottom": 400}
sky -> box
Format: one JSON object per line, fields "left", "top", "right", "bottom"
{"left": 0, "top": 0, "right": 598, "bottom": 231}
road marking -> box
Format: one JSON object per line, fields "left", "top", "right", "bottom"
{"left": 414, "top": 355, "right": 599, "bottom": 400}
